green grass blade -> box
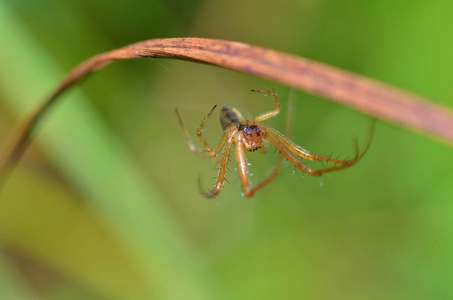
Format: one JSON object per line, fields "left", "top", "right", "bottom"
{"left": 0, "top": 3, "right": 218, "bottom": 299}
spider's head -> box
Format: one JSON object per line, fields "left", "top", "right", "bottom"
{"left": 240, "top": 125, "right": 265, "bottom": 152}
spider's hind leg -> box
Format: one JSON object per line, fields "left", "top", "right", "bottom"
{"left": 175, "top": 106, "right": 222, "bottom": 163}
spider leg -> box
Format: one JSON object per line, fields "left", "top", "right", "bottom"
{"left": 247, "top": 161, "right": 283, "bottom": 196}
{"left": 235, "top": 138, "right": 254, "bottom": 197}
{"left": 236, "top": 135, "right": 283, "bottom": 197}
{"left": 263, "top": 132, "right": 325, "bottom": 176}
{"left": 195, "top": 105, "right": 221, "bottom": 156}
{"left": 203, "top": 129, "right": 238, "bottom": 198}
{"left": 247, "top": 91, "right": 297, "bottom": 195}
{"left": 251, "top": 89, "right": 281, "bottom": 122}
{"left": 263, "top": 126, "right": 371, "bottom": 177}
{"left": 176, "top": 107, "right": 225, "bottom": 163}
{"left": 262, "top": 126, "right": 366, "bottom": 165}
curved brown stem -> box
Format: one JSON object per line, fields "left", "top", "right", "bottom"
{"left": 1, "top": 37, "right": 453, "bottom": 182}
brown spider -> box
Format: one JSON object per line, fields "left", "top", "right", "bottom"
{"left": 176, "top": 89, "right": 371, "bottom": 198}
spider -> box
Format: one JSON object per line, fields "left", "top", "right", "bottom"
{"left": 176, "top": 89, "right": 371, "bottom": 198}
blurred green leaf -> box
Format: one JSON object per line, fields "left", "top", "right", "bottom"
{"left": 0, "top": 254, "right": 38, "bottom": 300}
{"left": 0, "top": 3, "right": 220, "bottom": 300}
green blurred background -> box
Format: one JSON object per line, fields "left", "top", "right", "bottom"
{"left": 1, "top": 0, "right": 453, "bottom": 299}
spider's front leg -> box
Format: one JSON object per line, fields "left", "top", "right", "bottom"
{"left": 235, "top": 138, "right": 254, "bottom": 197}
{"left": 251, "top": 89, "right": 281, "bottom": 122}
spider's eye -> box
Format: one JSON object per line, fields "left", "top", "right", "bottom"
{"left": 243, "top": 125, "right": 261, "bottom": 138}
{"left": 241, "top": 125, "right": 264, "bottom": 152}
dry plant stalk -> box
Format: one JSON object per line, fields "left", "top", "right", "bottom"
{"left": 2, "top": 37, "right": 453, "bottom": 178}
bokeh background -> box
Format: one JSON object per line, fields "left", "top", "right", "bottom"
{"left": 1, "top": 0, "right": 453, "bottom": 299}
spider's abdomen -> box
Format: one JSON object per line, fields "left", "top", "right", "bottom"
{"left": 220, "top": 105, "right": 245, "bottom": 130}
{"left": 240, "top": 125, "right": 265, "bottom": 151}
